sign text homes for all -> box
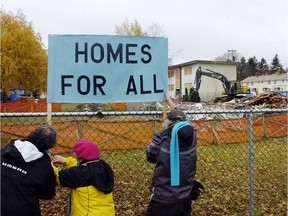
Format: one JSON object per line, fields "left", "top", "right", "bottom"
{"left": 48, "top": 35, "right": 168, "bottom": 103}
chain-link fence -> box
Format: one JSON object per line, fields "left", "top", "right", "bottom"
{"left": 1, "top": 108, "right": 287, "bottom": 215}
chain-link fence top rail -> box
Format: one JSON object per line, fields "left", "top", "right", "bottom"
{"left": 1, "top": 108, "right": 287, "bottom": 216}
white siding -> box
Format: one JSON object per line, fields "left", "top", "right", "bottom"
{"left": 241, "top": 74, "right": 288, "bottom": 94}
{"left": 168, "top": 61, "right": 238, "bottom": 101}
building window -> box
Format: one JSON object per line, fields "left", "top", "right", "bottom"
{"left": 184, "top": 83, "right": 192, "bottom": 91}
{"left": 252, "top": 88, "right": 257, "bottom": 93}
{"left": 268, "top": 81, "right": 271, "bottom": 85}
{"left": 184, "top": 67, "right": 192, "bottom": 75}
{"left": 274, "top": 80, "right": 277, "bottom": 84}
{"left": 251, "top": 82, "right": 253, "bottom": 85}
{"left": 168, "top": 84, "right": 174, "bottom": 91}
{"left": 175, "top": 68, "right": 180, "bottom": 89}
{"left": 168, "top": 70, "right": 174, "bottom": 78}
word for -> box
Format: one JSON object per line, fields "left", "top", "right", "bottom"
{"left": 61, "top": 74, "right": 164, "bottom": 96}
{"left": 75, "top": 43, "right": 152, "bottom": 64}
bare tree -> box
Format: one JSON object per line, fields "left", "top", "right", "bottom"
{"left": 214, "top": 50, "right": 244, "bottom": 62}
{"left": 115, "top": 18, "right": 147, "bottom": 36}
{"left": 146, "top": 23, "right": 165, "bottom": 37}
{"left": 115, "top": 19, "right": 175, "bottom": 65}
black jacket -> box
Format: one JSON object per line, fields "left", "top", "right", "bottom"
{"left": 58, "top": 159, "right": 114, "bottom": 194}
{"left": 1, "top": 140, "right": 56, "bottom": 216}
{"left": 146, "top": 122, "right": 197, "bottom": 204}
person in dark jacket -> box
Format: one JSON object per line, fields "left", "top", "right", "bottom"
{"left": 1, "top": 124, "right": 57, "bottom": 216}
{"left": 52, "top": 140, "right": 115, "bottom": 216}
{"left": 146, "top": 93, "right": 197, "bottom": 216}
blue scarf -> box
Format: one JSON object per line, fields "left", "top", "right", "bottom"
{"left": 170, "top": 121, "right": 190, "bottom": 186}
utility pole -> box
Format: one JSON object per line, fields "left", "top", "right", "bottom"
{"left": 227, "top": 49, "right": 237, "bottom": 62}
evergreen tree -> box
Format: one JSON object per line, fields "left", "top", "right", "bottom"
{"left": 237, "top": 57, "right": 247, "bottom": 81}
{"left": 258, "top": 58, "right": 269, "bottom": 74}
{"left": 182, "top": 88, "right": 188, "bottom": 101}
{"left": 270, "top": 54, "right": 282, "bottom": 72}
{"left": 247, "top": 56, "right": 258, "bottom": 76}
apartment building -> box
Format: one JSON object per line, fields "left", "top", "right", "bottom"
{"left": 240, "top": 73, "right": 288, "bottom": 95}
{"left": 168, "top": 60, "right": 238, "bottom": 102}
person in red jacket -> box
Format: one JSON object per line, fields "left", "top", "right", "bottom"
{"left": 52, "top": 140, "right": 115, "bottom": 216}
{"left": 1, "top": 124, "right": 57, "bottom": 216}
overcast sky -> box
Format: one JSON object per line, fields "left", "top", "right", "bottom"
{"left": 2, "top": 0, "right": 288, "bottom": 68}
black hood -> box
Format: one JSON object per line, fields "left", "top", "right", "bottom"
{"left": 86, "top": 159, "right": 114, "bottom": 194}
{"left": 168, "top": 125, "right": 195, "bottom": 147}
{"left": 2, "top": 140, "right": 44, "bottom": 163}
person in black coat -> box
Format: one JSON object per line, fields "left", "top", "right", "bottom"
{"left": 146, "top": 93, "right": 197, "bottom": 216}
{"left": 1, "top": 124, "right": 57, "bottom": 216}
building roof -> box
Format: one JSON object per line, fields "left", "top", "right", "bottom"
{"left": 169, "top": 60, "right": 239, "bottom": 69}
{"left": 241, "top": 73, "right": 288, "bottom": 82}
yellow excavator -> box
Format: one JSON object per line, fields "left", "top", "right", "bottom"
{"left": 191, "top": 67, "right": 250, "bottom": 102}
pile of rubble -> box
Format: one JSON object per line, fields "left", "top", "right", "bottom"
{"left": 237, "top": 92, "right": 288, "bottom": 109}
{"left": 73, "top": 92, "right": 287, "bottom": 112}
{"left": 176, "top": 91, "right": 287, "bottom": 111}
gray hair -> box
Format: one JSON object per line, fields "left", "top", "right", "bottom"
{"left": 163, "top": 118, "right": 183, "bottom": 129}
{"left": 26, "top": 124, "right": 57, "bottom": 151}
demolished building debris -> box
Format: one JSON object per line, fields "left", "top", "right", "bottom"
{"left": 237, "top": 91, "right": 288, "bottom": 109}
{"left": 174, "top": 91, "right": 287, "bottom": 120}
{"left": 177, "top": 91, "right": 287, "bottom": 111}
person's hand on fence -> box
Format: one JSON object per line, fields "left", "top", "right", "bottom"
{"left": 52, "top": 155, "right": 65, "bottom": 165}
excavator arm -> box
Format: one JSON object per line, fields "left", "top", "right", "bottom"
{"left": 191, "top": 67, "right": 250, "bottom": 102}
{"left": 194, "top": 67, "right": 231, "bottom": 95}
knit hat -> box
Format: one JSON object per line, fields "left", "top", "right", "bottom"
{"left": 167, "top": 108, "right": 186, "bottom": 121}
{"left": 73, "top": 140, "right": 100, "bottom": 160}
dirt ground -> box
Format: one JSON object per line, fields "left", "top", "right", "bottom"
{"left": 1, "top": 114, "right": 287, "bottom": 154}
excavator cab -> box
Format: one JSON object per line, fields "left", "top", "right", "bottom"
{"left": 222, "top": 81, "right": 241, "bottom": 95}
{"left": 223, "top": 81, "right": 250, "bottom": 95}
{"left": 230, "top": 82, "right": 238, "bottom": 94}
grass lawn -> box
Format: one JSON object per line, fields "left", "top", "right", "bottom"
{"left": 40, "top": 137, "right": 287, "bottom": 216}
{"left": 61, "top": 103, "right": 81, "bottom": 112}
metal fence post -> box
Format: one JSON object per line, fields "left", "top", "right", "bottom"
{"left": 249, "top": 111, "right": 254, "bottom": 216}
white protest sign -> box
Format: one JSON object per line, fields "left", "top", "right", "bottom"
{"left": 47, "top": 35, "right": 168, "bottom": 103}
